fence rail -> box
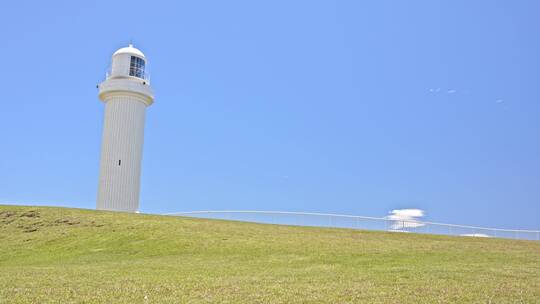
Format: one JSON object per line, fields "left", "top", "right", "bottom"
{"left": 166, "top": 210, "right": 540, "bottom": 241}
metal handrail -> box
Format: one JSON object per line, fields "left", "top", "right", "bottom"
{"left": 165, "top": 210, "right": 540, "bottom": 238}
{"left": 104, "top": 67, "right": 151, "bottom": 82}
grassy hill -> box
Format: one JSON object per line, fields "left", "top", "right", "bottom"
{"left": 0, "top": 205, "right": 539, "bottom": 303}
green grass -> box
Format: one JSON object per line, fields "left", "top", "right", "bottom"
{"left": 0, "top": 205, "right": 539, "bottom": 303}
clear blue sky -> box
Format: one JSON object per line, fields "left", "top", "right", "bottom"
{"left": 0, "top": 0, "right": 538, "bottom": 229}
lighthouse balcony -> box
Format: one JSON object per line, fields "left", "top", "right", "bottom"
{"left": 98, "top": 77, "right": 154, "bottom": 106}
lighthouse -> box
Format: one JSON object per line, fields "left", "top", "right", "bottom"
{"left": 96, "top": 44, "right": 154, "bottom": 212}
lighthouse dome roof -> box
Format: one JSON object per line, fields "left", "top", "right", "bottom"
{"left": 113, "top": 44, "right": 145, "bottom": 58}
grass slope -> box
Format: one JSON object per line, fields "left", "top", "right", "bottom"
{"left": 0, "top": 205, "right": 539, "bottom": 303}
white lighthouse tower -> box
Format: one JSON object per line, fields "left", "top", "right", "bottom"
{"left": 96, "top": 44, "right": 154, "bottom": 212}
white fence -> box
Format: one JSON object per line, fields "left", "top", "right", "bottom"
{"left": 166, "top": 210, "right": 540, "bottom": 241}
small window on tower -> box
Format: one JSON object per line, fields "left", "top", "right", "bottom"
{"left": 118, "top": 160, "right": 121, "bottom": 166}
{"left": 129, "top": 56, "right": 145, "bottom": 79}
